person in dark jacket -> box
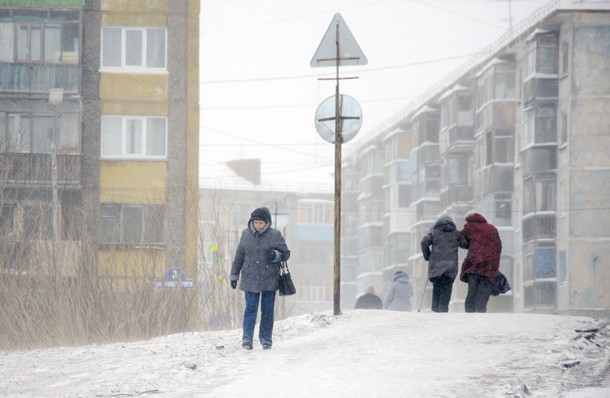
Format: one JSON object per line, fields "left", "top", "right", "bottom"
{"left": 230, "top": 207, "right": 290, "bottom": 350}
{"left": 354, "top": 286, "right": 383, "bottom": 310}
{"left": 421, "top": 216, "right": 469, "bottom": 312}
{"left": 459, "top": 211, "right": 502, "bottom": 313}
{"left": 384, "top": 271, "right": 413, "bottom": 311}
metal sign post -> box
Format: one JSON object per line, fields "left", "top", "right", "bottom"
{"left": 311, "top": 13, "right": 366, "bottom": 316}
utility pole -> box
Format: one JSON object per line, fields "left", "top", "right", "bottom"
{"left": 311, "top": 14, "right": 367, "bottom": 315}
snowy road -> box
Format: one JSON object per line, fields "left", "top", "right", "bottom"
{"left": 0, "top": 311, "right": 609, "bottom": 397}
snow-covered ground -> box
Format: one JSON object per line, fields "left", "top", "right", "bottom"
{"left": 1, "top": 311, "right": 609, "bottom": 398}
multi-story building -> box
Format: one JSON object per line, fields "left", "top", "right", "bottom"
{"left": 88, "top": 0, "right": 200, "bottom": 285}
{"left": 343, "top": 1, "right": 610, "bottom": 316}
{"left": 0, "top": 0, "right": 199, "bottom": 308}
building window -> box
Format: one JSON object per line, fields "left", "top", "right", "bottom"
{"left": 477, "top": 62, "right": 515, "bottom": 106}
{"left": 494, "top": 193, "right": 512, "bottom": 226}
{"left": 101, "top": 27, "right": 167, "bottom": 71}
{"left": 526, "top": 32, "right": 558, "bottom": 77}
{"left": 485, "top": 129, "right": 513, "bottom": 166}
{"left": 296, "top": 201, "right": 333, "bottom": 224}
{"left": 558, "top": 179, "right": 568, "bottom": 217}
{"left": 23, "top": 204, "right": 52, "bottom": 240}
{"left": 457, "top": 94, "right": 473, "bottom": 125}
{"left": 522, "top": 103, "right": 556, "bottom": 148}
{"left": 0, "top": 111, "right": 80, "bottom": 154}
{"left": 560, "top": 41, "right": 569, "bottom": 77}
{"left": 101, "top": 116, "right": 166, "bottom": 159}
{"left": 558, "top": 250, "right": 566, "bottom": 284}
{"left": 0, "top": 204, "right": 16, "bottom": 238}
{"left": 523, "top": 242, "right": 556, "bottom": 281}
{"left": 560, "top": 111, "right": 568, "bottom": 146}
{"left": 398, "top": 184, "right": 410, "bottom": 208}
{"left": 385, "top": 232, "right": 409, "bottom": 265}
{"left": 523, "top": 176, "right": 556, "bottom": 214}
{"left": 101, "top": 204, "right": 165, "bottom": 246}
{"left": 0, "top": 9, "right": 80, "bottom": 64}
{"left": 447, "top": 156, "right": 468, "bottom": 185}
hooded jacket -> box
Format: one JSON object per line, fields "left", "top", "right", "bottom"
{"left": 459, "top": 212, "right": 502, "bottom": 284}
{"left": 384, "top": 271, "right": 413, "bottom": 311}
{"left": 230, "top": 207, "right": 291, "bottom": 292}
{"left": 421, "top": 216, "right": 469, "bottom": 281}
{"left": 354, "top": 287, "right": 383, "bottom": 310}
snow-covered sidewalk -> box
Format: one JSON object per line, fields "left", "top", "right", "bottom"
{"left": 0, "top": 311, "right": 609, "bottom": 398}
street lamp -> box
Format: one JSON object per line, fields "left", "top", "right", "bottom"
{"left": 49, "top": 88, "right": 63, "bottom": 243}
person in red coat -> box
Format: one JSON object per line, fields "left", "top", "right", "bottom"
{"left": 459, "top": 211, "right": 502, "bottom": 313}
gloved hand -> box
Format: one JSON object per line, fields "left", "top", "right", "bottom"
{"left": 230, "top": 280, "right": 237, "bottom": 289}
{"left": 266, "top": 249, "right": 277, "bottom": 262}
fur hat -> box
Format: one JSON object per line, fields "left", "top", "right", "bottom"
{"left": 250, "top": 207, "right": 271, "bottom": 223}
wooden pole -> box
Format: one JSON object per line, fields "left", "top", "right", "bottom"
{"left": 333, "top": 22, "right": 342, "bottom": 316}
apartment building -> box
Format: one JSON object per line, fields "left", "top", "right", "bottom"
{"left": 0, "top": 0, "right": 199, "bottom": 290}
{"left": 343, "top": 1, "right": 610, "bottom": 315}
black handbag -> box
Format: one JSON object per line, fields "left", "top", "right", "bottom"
{"left": 491, "top": 271, "right": 511, "bottom": 296}
{"left": 278, "top": 261, "right": 296, "bottom": 296}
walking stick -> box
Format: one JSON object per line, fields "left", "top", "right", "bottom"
{"left": 417, "top": 278, "right": 429, "bottom": 312}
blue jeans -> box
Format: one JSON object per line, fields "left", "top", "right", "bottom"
{"left": 243, "top": 291, "right": 276, "bottom": 346}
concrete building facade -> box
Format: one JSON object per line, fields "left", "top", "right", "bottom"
{"left": 342, "top": 2, "right": 610, "bottom": 315}
{"left": 0, "top": 0, "right": 199, "bottom": 289}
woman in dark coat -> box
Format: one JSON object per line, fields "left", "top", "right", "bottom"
{"left": 421, "top": 216, "right": 469, "bottom": 312}
{"left": 230, "top": 207, "right": 290, "bottom": 350}
{"left": 459, "top": 212, "right": 502, "bottom": 313}
{"left": 354, "top": 286, "right": 383, "bottom": 310}
{"left": 384, "top": 271, "right": 413, "bottom": 311}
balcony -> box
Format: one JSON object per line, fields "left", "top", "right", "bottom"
{"left": 0, "top": 153, "right": 81, "bottom": 186}
{"left": 522, "top": 214, "right": 556, "bottom": 242}
{"left": 0, "top": 240, "right": 82, "bottom": 277}
{"left": 523, "top": 76, "right": 558, "bottom": 104}
{"left": 477, "top": 165, "right": 513, "bottom": 194}
{"left": 476, "top": 101, "right": 515, "bottom": 131}
{"left": 440, "top": 185, "right": 473, "bottom": 207}
{"left": 440, "top": 125, "right": 474, "bottom": 155}
{"left": 0, "top": 63, "right": 80, "bottom": 93}
{"left": 520, "top": 146, "right": 557, "bottom": 177}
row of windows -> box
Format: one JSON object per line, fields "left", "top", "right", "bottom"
{"left": 1, "top": 202, "right": 165, "bottom": 246}
{"left": 0, "top": 9, "right": 80, "bottom": 64}
{"left": 0, "top": 111, "right": 80, "bottom": 154}
{"left": 0, "top": 112, "right": 167, "bottom": 159}
{"left": 101, "top": 203, "right": 165, "bottom": 245}
{"left": 1, "top": 8, "right": 168, "bottom": 73}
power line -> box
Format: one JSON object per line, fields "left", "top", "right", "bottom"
{"left": 200, "top": 54, "right": 474, "bottom": 85}
{"left": 200, "top": 125, "right": 334, "bottom": 160}
{"left": 201, "top": 95, "right": 418, "bottom": 111}
{"left": 201, "top": 0, "right": 389, "bottom": 35}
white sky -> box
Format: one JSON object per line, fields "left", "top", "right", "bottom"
{"left": 2, "top": 311, "right": 610, "bottom": 397}
{"left": 199, "top": 0, "right": 550, "bottom": 187}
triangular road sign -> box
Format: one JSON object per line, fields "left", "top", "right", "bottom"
{"left": 310, "top": 13, "right": 368, "bottom": 68}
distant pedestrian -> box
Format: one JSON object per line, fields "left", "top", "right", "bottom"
{"left": 459, "top": 211, "right": 502, "bottom": 313}
{"left": 230, "top": 207, "right": 290, "bottom": 350}
{"left": 383, "top": 271, "right": 413, "bottom": 311}
{"left": 421, "top": 216, "right": 469, "bottom": 312}
{"left": 354, "top": 286, "right": 383, "bottom": 310}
